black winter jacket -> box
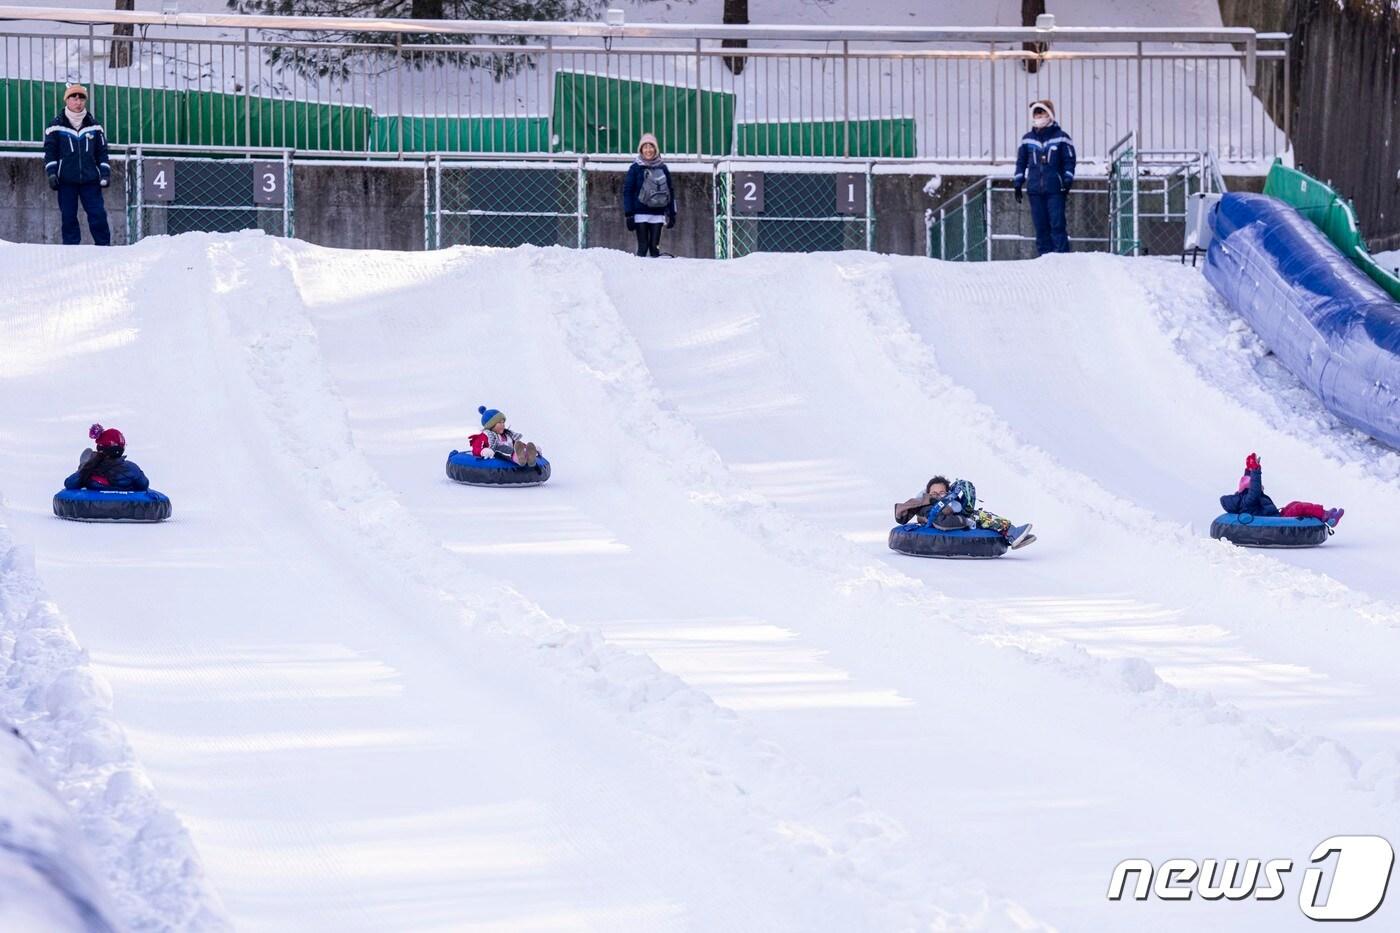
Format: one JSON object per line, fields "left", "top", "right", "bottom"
{"left": 1219, "top": 468, "right": 1279, "bottom": 516}
{"left": 44, "top": 111, "right": 110, "bottom": 186}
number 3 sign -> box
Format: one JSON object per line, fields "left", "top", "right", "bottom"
{"left": 252, "top": 161, "right": 285, "bottom": 206}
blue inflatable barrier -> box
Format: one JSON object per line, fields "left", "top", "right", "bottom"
{"left": 1210, "top": 513, "right": 1329, "bottom": 548}
{"left": 446, "top": 450, "right": 551, "bottom": 487}
{"left": 1204, "top": 192, "right": 1400, "bottom": 450}
{"left": 53, "top": 488, "right": 172, "bottom": 523}
{"left": 888, "top": 524, "right": 1008, "bottom": 559}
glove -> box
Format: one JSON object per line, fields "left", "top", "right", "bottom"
{"left": 665, "top": 214, "right": 676, "bottom": 229}
{"left": 1062, "top": 177, "right": 1073, "bottom": 193}
{"left": 1245, "top": 452, "right": 1260, "bottom": 471}
{"left": 625, "top": 214, "right": 636, "bottom": 231}
{"left": 48, "top": 175, "right": 59, "bottom": 191}
{"left": 100, "top": 177, "right": 109, "bottom": 188}
{"left": 1013, "top": 186, "right": 1023, "bottom": 204}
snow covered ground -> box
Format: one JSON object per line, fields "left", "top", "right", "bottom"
{"left": 2, "top": 235, "right": 1400, "bottom": 931}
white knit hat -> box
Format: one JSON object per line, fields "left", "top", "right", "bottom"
{"left": 1028, "top": 99, "right": 1056, "bottom": 122}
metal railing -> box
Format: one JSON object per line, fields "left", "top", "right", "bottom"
{"left": 925, "top": 137, "right": 1226, "bottom": 261}
{"left": 0, "top": 7, "right": 1289, "bottom": 165}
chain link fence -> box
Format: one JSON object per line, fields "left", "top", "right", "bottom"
{"left": 927, "top": 178, "right": 1110, "bottom": 261}
{"left": 124, "top": 151, "right": 293, "bottom": 241}
{"left": 425, "top": 158, "right": 586, "bottom": 249}
{"left": 714, "top": 164, "right": 874, "bottom": 259}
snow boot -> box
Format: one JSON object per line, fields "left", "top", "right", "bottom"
{"left": 513, "top": 440, "right": 528, "bottom": 465}
{"left": 1325, "top": 507, "right": 1345, "bottom": 528}
{"left": 524, "top": 442, "right": 539, "bottom": 467}
{"left": 1005, "top": 523, "right": 1033, "bottom": 549}
{"left": 1011, "top": 533, "right": 1037, "bottom": 551}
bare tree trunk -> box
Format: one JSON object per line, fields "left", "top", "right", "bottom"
{"left": 1022, "top": 0, "right": 1045, "bottom": 74}
{"left": 109, "top": 0, "right": 133, "bottom": 69}
{"left": 722, "top": 0, "right": 747, "bottom": 76}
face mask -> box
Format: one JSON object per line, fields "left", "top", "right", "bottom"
{"left": 1032, "top": 114, "right": 1051, "bottom": 128}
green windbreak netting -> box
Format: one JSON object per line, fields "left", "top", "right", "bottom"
{"left": 737, "top": 118, "right": 917, "bottom": 158}
{"left": 551, "top": 71, "right": 734, "bottom": 156}
{"left": 0, "top": 79, "right": 371, "bottom": 152}
{"left": 369, "top": 115, "right": 549, "bottom": 153}
{"left": 1264, "top": 160, "right": 1400, "bottom": 302}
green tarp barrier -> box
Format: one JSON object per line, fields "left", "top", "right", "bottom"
{"left": 551, "top": 71, "right": 734, "bottom": 156}
{"left": 1264, "top": 160, "right": 1400, "bottom": 302}
{"left": 0, "top": 78, "right": 371, "bottom": 152}
{"left": 737, "top": 118, "right": 917, "bottom": 158}
{"left": 369, "top": 115, "right": 549, "bottom": 153}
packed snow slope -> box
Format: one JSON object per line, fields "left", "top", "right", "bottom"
{"left": 4, "top": 234, "right": 1400, "bottom": 931}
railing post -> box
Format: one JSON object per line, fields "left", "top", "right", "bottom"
{"left": 434, "top": 153, "right": 443, "bottom": 247}
{"left": 1135, "top": 42, "right": 1143, "bottom": 149}
{"left": 842, "top": 40, "right": 850, "bottom": 159}
{"left": 983, "top": 176, "right": 992, "bottom": 260}
{"left": 1282, "top": 38, "right": 1291, "bottom": 149}
{"left": 939, "top": 209, "right": 946, "bottom": 259}
{"left": 134, "top": 147, "right": 144, "bottom": 242}
{"left": 865, "top": 161, "right": 874, "bottom": 250}
{"left": 576, "top": 156, "right": 586, "bottom": 248}
{"left": 961, "top": 192, "right": 968, "bottom": 261}
{"left": 283, "top": 148, "right": 293, "bottom": 238}
{"left": 545, "top": 36, "right": 556, "bottom": 153}
{"left": 243, "top": 29, "right": 252, "bottom": 150}
{"left": 396, "top": 35, "right": 405, "bottom": 160}
{"left": 87, "top": 25, "right": 94, "bottom": 85}
{"left": 987, "top": 42, "right": 997, "bottom": 162}
{"left": 694, "top": 38, "right": 703, "bottom": 160}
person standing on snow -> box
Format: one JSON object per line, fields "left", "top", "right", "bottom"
{"left": 622, "top": 132, "right": 676, "bottom": 258}
{"left": 43, "top": 84, "right": 112, "bottom": 246}
{"left": 1013, "top": 99, "right": 1075, "bottom": 256}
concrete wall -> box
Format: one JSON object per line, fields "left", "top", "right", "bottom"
{"left": 1, "top": 158, "right": 130, "bottom": 245}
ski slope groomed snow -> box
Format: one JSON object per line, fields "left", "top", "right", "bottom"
{"left": 3, "top": 235, "right": 1400, "bottom": 932}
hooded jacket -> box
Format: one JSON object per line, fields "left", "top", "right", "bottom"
{"left": 44, "top": 110, "right": 110, "bottom": 186}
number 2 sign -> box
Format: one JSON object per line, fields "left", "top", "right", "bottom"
{"left": 733, "top": 172, "right": 764, "bottom": 214}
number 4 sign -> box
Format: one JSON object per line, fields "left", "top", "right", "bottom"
{"left": 142, "top": 159, "right": 176, "bottom": 203}
{"left": 252, "top": 161, "right": 285, "bottom": 206}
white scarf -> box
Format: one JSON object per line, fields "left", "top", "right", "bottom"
{"left": 65, "top": 107, "right": 87, "bottom": 130}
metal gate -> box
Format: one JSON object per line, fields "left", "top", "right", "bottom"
{"left": 425, "top": 157, "right": 586, "bottom": 249}
{"left": 715, "top": 163, "right": 875, "bottom": 259}
{"left": 125, "top": 150, "right": 294, "bottom": 242}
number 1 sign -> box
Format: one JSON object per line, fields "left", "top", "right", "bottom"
{"left": 836, "top": 173, "right": 866, "bottom": 215}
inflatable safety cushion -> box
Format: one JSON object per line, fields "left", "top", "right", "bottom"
{"left": 446, "top": 451, "right": 551, "bottom": 487}
{"left": 1210, "top": 513, "right": 1329, "bottom": 548}
{"left": 53, "top": 488, "right": 172, "bottom": 523}
{"left": 888, "top": 524, "right": 1009, "bottom": 559}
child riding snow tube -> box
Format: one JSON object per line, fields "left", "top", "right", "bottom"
{"left": 888, "top": 524, "right": 1010, "bottom": 559}
{"left": 1210, "top": 513, "right": 1329, "bottom": 548}
{"left": 54, "top": 424, "right": 171, "bottom": 522}
{"left": 53, "top": 488, "right": 173, "bottom": 523}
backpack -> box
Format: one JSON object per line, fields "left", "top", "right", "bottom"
{"left": 638, "top": 166, "right": 671, "bottom": 209}
{"left": 950, "top": 479, "right": 977, "bottom": 513}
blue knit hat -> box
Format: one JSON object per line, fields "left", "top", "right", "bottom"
{"left": 478, "top": 405, "right": 505, "bottom": 429}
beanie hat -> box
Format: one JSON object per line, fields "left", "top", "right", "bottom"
{"left": 478, "top": 405, "right": 505, "bottom": 430}
{"left": 1029, "top": 99, "right": 1056, "bottom": 122}
{"left": 64, "top": 83, "right": 88, "bottom": 102}
{"left": 90, "top": 423, "right": 125, "bottom": 451}
{"left": 637, "top": 132, "right": 661, "bottom": 157}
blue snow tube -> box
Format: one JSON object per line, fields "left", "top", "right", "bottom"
{"left": 1210, "top": 513, "right": 1329, "bottom": 548}
{"left": 888, "top": 524, "right": 1009, "bottom": 559}
{"left": 446, "top": 450, "right": 551, "bottom": 487}
{"left": 52, "top": 488, "right": 172, "bottom": 523}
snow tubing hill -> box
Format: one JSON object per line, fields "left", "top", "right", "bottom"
{"left": 1204, "top": 192, "right": 1400, "bottom": 450}
{"left": 446, "top": 451, "right": 551, "bottom": 487}
{"left": 53, "top": 488, "right": 172, "bottom": 523}
{"left": 888, "top": 524, "right": 1009, "bottom": 559}
{"left": 1210, "top": 513, "right": 1329, "bottom": 548}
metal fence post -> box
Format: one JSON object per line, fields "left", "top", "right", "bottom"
{"left": 434, "top": 154, "right": 443, "bottom": 248}
{"left": 865, "top": 161, "right": 874, "bottom": 251}
{"left": 576, "top": 156, "right": 586, "bottom": 248}
{"left": 961, "top": 192, "right": 968, "bottom": 261}
{"left": 983, "top": 176, "right": 992, "bottom": 260}
{"left": 134, "top": 148, "right": 143, "bottom": 242}
{"left": 283, "top": 148, "right": 293, "bottom": 238}
{"left": 988, "top": 43, "right": 997, "bottom": 162}
{"left": 423, "top": 157, "right": 431, "bottom": 249}
{"left": 939, "top": 209, "right": 946, "bottom": 260}
{"left": 396, "top": 36, "right": 405, "bottom": 160}
{"left": 1135, "top": 42, "right": 1143, "bottom": 149}
{"left": 545, "top": 36, "right": 556, "bottom": 153}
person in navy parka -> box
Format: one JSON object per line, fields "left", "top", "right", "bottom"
{"left": 64, "top": 425, "right": 149, "bottom": 492}
{"left": 622, "top": 132, "right": 676, "bottom": 258}
{"left": 1013, "top": 99, "right": 1075, "bottom": 256}
{"left": 43, "top": 84, "right": 112, "bottom": 246}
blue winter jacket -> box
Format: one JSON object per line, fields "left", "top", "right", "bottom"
{"left": 44, "top": 111, "right": 110, "bottom": 186}
{"left": 64, "top": 455, "right": 149, "bottom": 492}
{"left": 1219, "top": 468, "right": 1279, "bottom": 516}
{"left": 1013, "top": 123, "right": 1076, "bottom": 196}
{"left": 622, "top": 162, "right": 676, "bottom": 217}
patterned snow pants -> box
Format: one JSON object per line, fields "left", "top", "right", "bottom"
{"left": 970, "top": 509, "right": 1011, "bottom": 535}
